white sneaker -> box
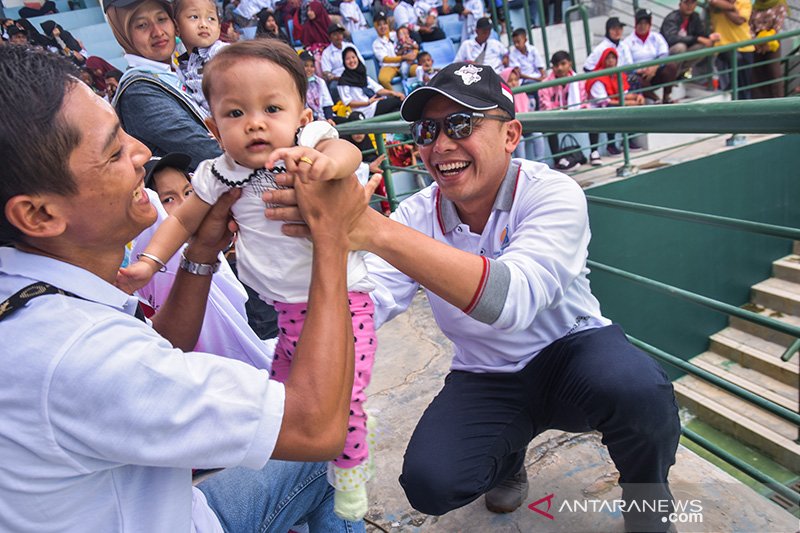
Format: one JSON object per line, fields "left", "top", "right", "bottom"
{"left": 590, "top": 150, "right": 602, "bottom": 166}
{"left": 555, "top": 158, "right": 571, "bottom": 170}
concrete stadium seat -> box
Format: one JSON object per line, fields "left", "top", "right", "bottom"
{"left": 438, "top": 13, "right": 461, "bottom": 44}
{"left": 421, "top": 38, "right": 455, "bottom": 67}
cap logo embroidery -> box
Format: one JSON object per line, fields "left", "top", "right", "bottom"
{"left": 454, "top": 64, "right": 483, "bottom": 85}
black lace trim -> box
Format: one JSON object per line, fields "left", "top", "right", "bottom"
{"left": 210, "top": 162, "right": 287, "bottom": 188}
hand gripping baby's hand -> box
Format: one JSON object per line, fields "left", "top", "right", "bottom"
{"left": 265, "top": 147, "right": 340, "bottom": 184}
{"left": 116, "top": 259, "right": 158, "bottom": 295}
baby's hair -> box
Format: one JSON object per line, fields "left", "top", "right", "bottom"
{"left": 417, "top": 51, "right": 431, "bottom": 61}
{"left": 511, "top": 28, "right": 527, "bottom": 39}
{"left": 173, "top": 0, "right": 218, "bottom": 17}
{"left": 202, "top": 39, "right": 308, "bottom": 108}
{"left": 104, "top": 68, "right": 123, "bottom": 81}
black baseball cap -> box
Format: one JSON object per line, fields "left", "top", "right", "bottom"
{"left": 606, "top": 17, "right": 625, "bottom": 31}
{"left": 374, "top": 11, "right": 387, "bottom": 22}
{"left": 144, "top": 153, "right": 192, "bottom": 189}
{"left": 635, "top": 9, "right": 652, "bottom": 22}
{"left": 400, "top": 62, "right": 516, "bottom": 121}
{"left": 328, "top": 22, "right": 345, "bottom": 34}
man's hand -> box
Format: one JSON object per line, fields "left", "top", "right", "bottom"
{"left": 266, "top": 147, "right": 341, "bottom": 183}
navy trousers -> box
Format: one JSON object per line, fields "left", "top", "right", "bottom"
{"left": 399, "top": 325, "right": 680, "bottom": 531}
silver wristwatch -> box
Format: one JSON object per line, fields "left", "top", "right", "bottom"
{"left": 179, "top": 252, "right": 220, "bottom": 276}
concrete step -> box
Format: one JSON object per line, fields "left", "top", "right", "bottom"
{"left": 772, "top": 255, "right": 800, "bottom": 284}
{"left": 690, "top": 351, "right": 798, "bottom": 412}
{"left": 793, "top": 241, "right": 800, "bottom": 255}
{"left": 752, "top": 277, "right": 800, "bottom": 316}
{"left": 674, "top": 375, "right": 800, "bottom": 472}
{"left": 709, "top": 327, "right": 800, "bottom": 387}
{"left": 729, "top": 302, "right": 800, "bottom": 348}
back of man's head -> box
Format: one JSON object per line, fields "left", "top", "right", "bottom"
{"left": 0, "top": 46, "right": 80, "bottom": 245}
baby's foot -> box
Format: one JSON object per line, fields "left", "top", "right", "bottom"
{"left": 334, "top": 484, "right": 368, "bottom": 522}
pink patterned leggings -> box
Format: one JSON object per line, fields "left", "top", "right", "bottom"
{"left": 272, "top": 291, "right": 376, "bottom": 469}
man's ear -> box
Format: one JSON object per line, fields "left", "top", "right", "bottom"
{"left": 299, "top": 107, "right": 313, "bottom": 127}
{"left": 4, "top": 194, "right": 68, "bottom": 239}
{"left": 504, "top": 119, "right": 523, "bottom": 155}
{"left": 205, "top": 117, "right": 223, "bottom": 149}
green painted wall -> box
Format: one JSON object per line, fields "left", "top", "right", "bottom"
{"left": 586, "top": 135, "right": 800, "bottom": 379}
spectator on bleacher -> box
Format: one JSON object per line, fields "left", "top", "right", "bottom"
{"left": 583, "top": 17, "right": 632, "bottom": 72}
{"left": 16, "top": 17, "right": 52, "bottom": 47}
{"left": 500, "top": 66, "right": 533, "bottom": 159}
{"left": 301, "top": 50, "right": 338, "bottom": 123}
{"left": 414, "top": 49, "right": 439, "bottom": 85}
{"left": 538, "top": 50, "right": 588, "bottom": 171}
{"left": 322, "top": 21, "right": 364, "bottom": 98}
{"left": 174, "top": 0, "right": 227, "bottom": 115}
{"left": 299, "top": 0, "right": 340, "bottom": 24}
{"left": 749, "top": 0, "right": 787, "bottom": 98}
{"left": 105, "top": 0, "right": 222, "bottom": 168}
{"left": 661, "top": 0, "right": 720, "bottom": 77}
{"left": 396, "top": 0, "right": 445, "bottom": 42}
{"left": 85, "top": 56, "right": 117, "bottom": 94}
{"left": 6, "top": 25, "right": 28, "bottom": 45}
{"left": 338, "top": 45, "right": 404, "bottom": 117}
{"left": 392, "top": 0, "right": 418, "bottom": 38}
{"left": 340, "top": 0, "right": 368, "bottom": 34}
{"left": 373, "top": 12, "right": 404, "bottom": 88}
{"left": 18, "top": 0, "right": 57, "bottom": 19}
{"left": 509, "top": 28, "right": 545, "bottom": 83}
{"left": 454, "top": 17, "right": 508, "bottom": 73}
{"left": 40, "top": 21, "right": 87, "bottom": 65}
{"left": 542, "top": 0, "right": 561, "bottom": 26}
{"left": 622, "top": 9, "right": 679, "bottom": 103}
{"left": 104, "top": 68, "right": 123, "bottom": 99}
{"left": 395, "top": 24, "right": 419, "bottom": 79}
{"left": 585, "top": 47, "right": 645, "bottom": 165}
{"left": 256, "top": 8, "right": 292, "bottom": 44}
{"left": 220, "top": 19, "right": 241, "bottom": 41}
{"left": 709, "top": 0, "right": 755, "bottom": 99}
{"left": 231, "top": 0, "right": 271, "bottom": 25}
{"left": 459, "top": 0, "right": 484, "bottom": 42}
{"left": 297, "top": 0, "right": 331, "bottom": 49}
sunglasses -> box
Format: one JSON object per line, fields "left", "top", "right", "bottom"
{"left": 411, "top": 112, "right": 512, "bottom": 146}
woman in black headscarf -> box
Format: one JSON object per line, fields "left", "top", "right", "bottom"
{"left": 337, "top": 46, "right": 403, "bottom": 118}
{"left": 255, "top": 8, "right": 291, "bottom": 45}
{"left": 41, "top": 20, "right": 87, "bottom": 65}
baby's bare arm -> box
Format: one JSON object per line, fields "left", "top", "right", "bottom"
{"left": 267, "top": 139, "right": 363, "bottom": 183}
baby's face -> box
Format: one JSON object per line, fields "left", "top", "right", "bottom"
{"left": 397, "top": 27, "right": 409, "bottom": 41}
{"left": 207, "top": 58, "right": 311, "bottom": 169}
{"left": 419, "top": 55, "right": 432, "bottom": 69}
{"left": 176, "top": 0, "right": 220, "bottom": 50}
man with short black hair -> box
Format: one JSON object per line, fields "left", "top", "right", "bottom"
{"left": 0, "top": 45, "right": 370, "bottom": 533}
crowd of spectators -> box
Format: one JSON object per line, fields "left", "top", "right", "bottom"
{"left": 0, "top": 0, "right": 790, "bottom": 174}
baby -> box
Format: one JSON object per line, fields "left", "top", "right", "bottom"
{"left": 174, "top": 0, "right": 226, "bottom": 114}
{"left": 120, "top": 40, "right": 377, "bottom": 523}
{"left": 394, "top": 24, "right": 419, "bottom": 79}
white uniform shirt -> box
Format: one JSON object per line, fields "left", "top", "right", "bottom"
{"left": 372, "top": 32, "right": 398, "bottom": 68}
{"left": 366, "top": 159, "right": 610, "bottom": 373}
{"left": 393, "top": 1, "right": 420, "bottom": 30}
{"left": 621, "top": 31, "right": 669, "bottom": 64}
{"left": 191, "top": 122, "right": 374, "bottom": 303}
{"left": 455, "top": 37, "right": 507, "bottom": 73}
{"left": 508, "top": 43, "right": 545, "bottom": 80}
{"left": 460, "top": 0, "right": 485, "bottom": 42}
{"left": 0, "top": 247, "right": 284, "bottom": 533}
{"left": 340, "top": 0, "right": 367, "bottom": 34}
{"left": 338, "top": 77, "right": 386, "bottom": 118}
{"left": 321, "top": 43, "right": 365, "bottom": 78}
{"left": 583, "top": 37, "right": 633, "bottom": 71}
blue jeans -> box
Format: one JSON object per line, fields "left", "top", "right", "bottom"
{"left": 199, "top": 461, "right": 365, "bottom": 533}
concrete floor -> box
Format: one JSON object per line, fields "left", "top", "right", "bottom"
{"left": 363, "top": 292, "right": 799, "bottom": 533}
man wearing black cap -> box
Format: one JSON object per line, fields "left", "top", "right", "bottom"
{"left": 622, "top": 9, "right": 680, "bottom": 102}
{"left": 342, "top": 62, "right": 681, "bottom": 530}
{"left": 454, "top": 17, "right": 508, "bottom": 73}
{"left": 584, "top": 16, "right": 633, "bottom": 72}
{"left": 321, "top": 21, "right": 363, "bottom": 100}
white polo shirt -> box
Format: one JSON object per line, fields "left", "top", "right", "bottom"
{"left": 621, "top": 31, "right": 669, "bottom": 64}
{"left": 367, "top": 159, "right": 610, "bottom": 373}
{"left": 0, "top": 247, "right": 285, "bottom": 533}
{"left": 393, "top": 1, "right": 420, "bottom": 30}
{"left": 508, "top": 43, "right": 545, "bottom": 80}
{"left": 455, "top": 37, "right": 507, "bottom": 73}
{"left": 583, "top": 37, "right": 633, "bottom": 71}
{"left": 372, "top": 32, "right": 399, "bottom": 68}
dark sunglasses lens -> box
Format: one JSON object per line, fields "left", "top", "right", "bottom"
{"left": 445, "top": 113, "right": 473, "bottom": 140}
{"left": 413, "top": 119, "right": 439, "bottom": 145}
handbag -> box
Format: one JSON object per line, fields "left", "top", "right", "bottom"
{"left": 559, "top": 134, "right": 587, "bottom": 166}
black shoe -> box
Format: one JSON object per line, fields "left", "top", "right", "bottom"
{"left": 607, "top": 144, "right": 623, "bottom": 156}
{"left": 484, "top": 464, "right": 529, "bottom": 514}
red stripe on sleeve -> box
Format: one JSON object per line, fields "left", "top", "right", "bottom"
{"left": 462, "top": 256, "right": 489, "bottom": 315}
